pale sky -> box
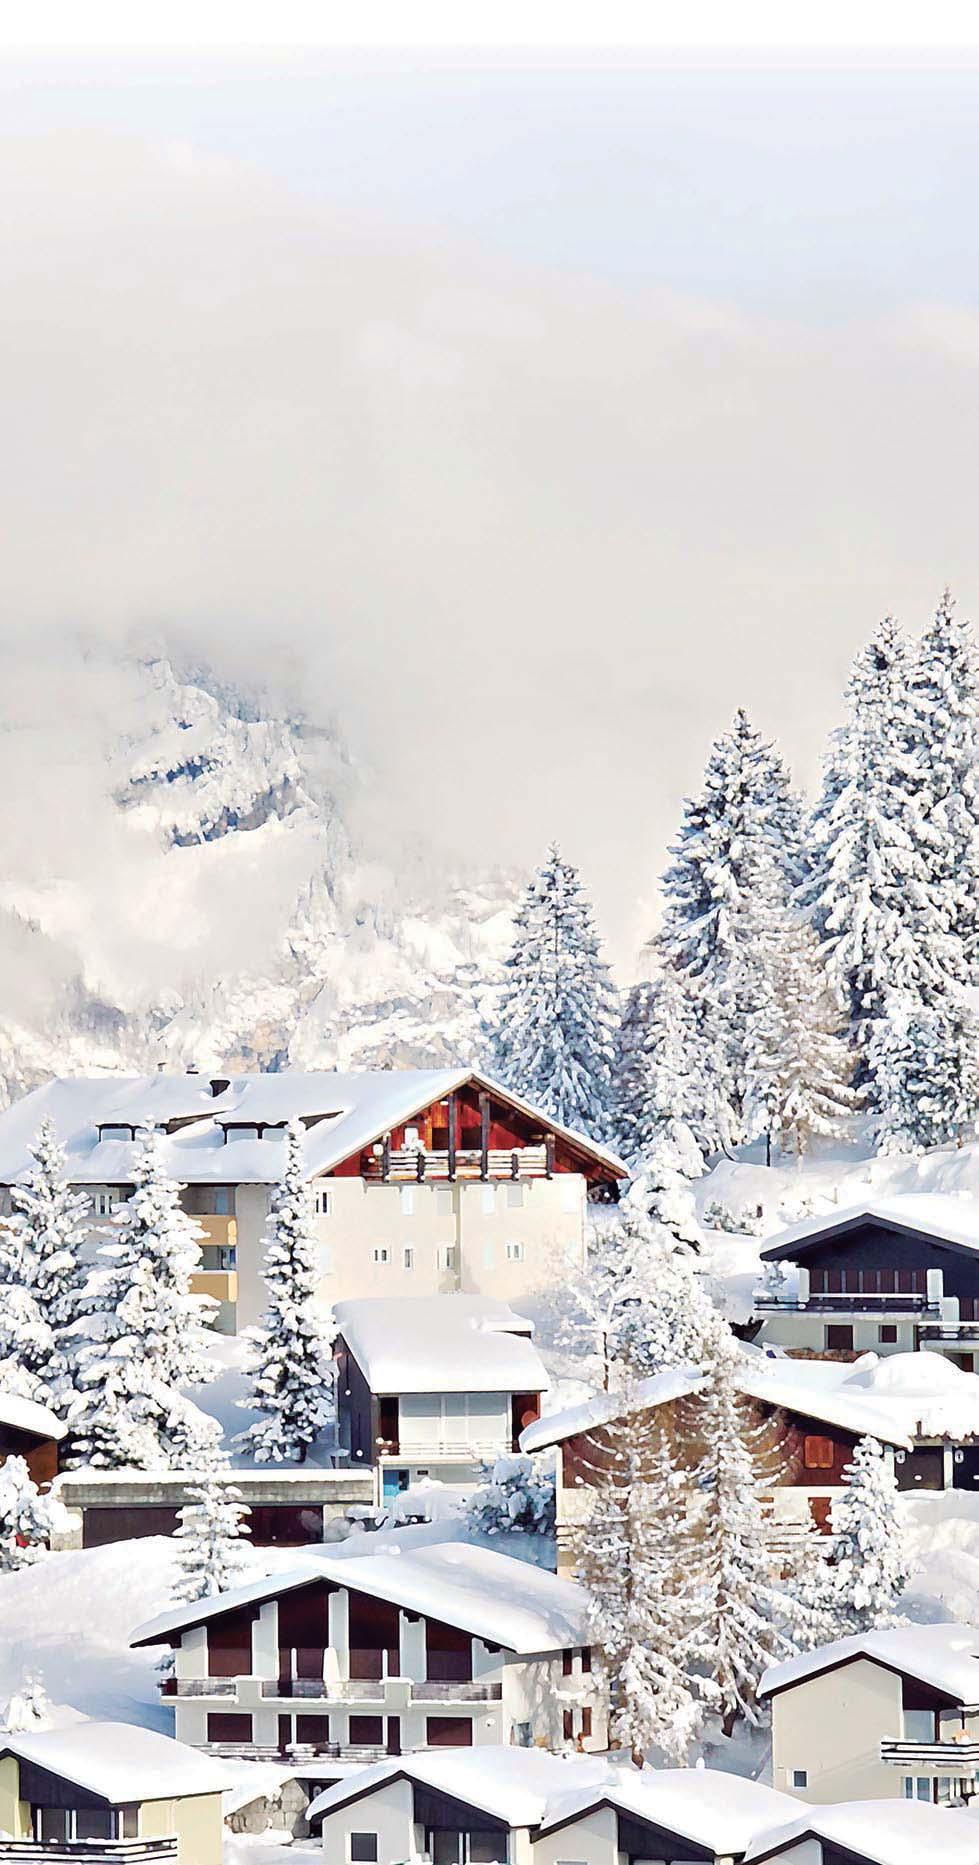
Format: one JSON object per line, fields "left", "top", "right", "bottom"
{"left": 2, "top": 35, "right": 979, "bottom": 971}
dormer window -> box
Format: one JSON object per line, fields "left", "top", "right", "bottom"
{"left": 97, "top": 1125, "right": 135, "bottom": 1143}
{"left": 224, "top": 1125, "right": 261, "bottom": 1144}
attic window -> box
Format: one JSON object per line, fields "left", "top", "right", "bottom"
{"left": 803, "top": 1435, "right": 835, "bottom": 1471}
{"left": 98, "top": 1125, "right": 135, "bottom": 1142}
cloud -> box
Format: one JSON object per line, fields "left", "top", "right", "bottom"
{"left": 0, "top": 128, "right": 975, "bottom": 976}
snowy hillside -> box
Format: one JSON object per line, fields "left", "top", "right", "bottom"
{"left": 0, "top": 657, "right": 517, "bottom": 1101}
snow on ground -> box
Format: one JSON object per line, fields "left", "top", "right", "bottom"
{"left": 225, "top": 1838, "right": 320, "bottom": 1863}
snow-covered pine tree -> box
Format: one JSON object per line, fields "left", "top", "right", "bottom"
{"left": 613, "top": 970, "right": 705, "bottom": 1172}
{"left": 238, "top": 1125, "right": 335, "bottom": 1464}
{"left": 805, "top": 616, "right": 952, "bottom": 1081}
{"left": 657, "top": 711, "right": 805, "bottom": 1147}
{"left": 870, "top": 987, "right": 979, "bottom": 1154}
{"left": 172, "top": 1455, "right": 252, "bottom": 1602}
{"left": 575, "top": 1413, "right": 701, "bottom": 1763}
{"left": 684, "top": 1329, "right": 794, "bottom": 1733}
{"left": 0, "top": 1673, "right": 52, "bottom": 1732}
{"left": 743, "top": 852, "right": 856, "bottom": 1163}
{"left": 66, "top": 1131, "right": 218, "bottom": 1470}
{"left": 465, "top": 1453, "right": 556, "bottom": 1539}
{"left": 0, "top": 1457, "right": 68, "bottom": 1570}
{"left": 492, "top": 845, "right": 617, "bottom": 1140}
{"left": 0, "top": 1120, "right": 91, "bottom": 1408}
{"left": 608, "top": 1172, "right": 720, "bottom": 1380}
{"left": 910, "top": 589, "right": 979, "bottom": 977}
{"left": 827, "top": 1435, "right": 912, "bottom": 1633}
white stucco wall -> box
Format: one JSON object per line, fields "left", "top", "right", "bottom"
{"left": 771, "top": 1657, "right": 904, "bottom": 1803}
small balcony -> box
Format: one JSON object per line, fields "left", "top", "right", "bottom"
{"left": 364, "top": 1144, "right": 551, "bottom": 1184}
{"left": 261, "top": 1678, "right": 386, "bottom": 1700}
{"left": 203, "top": 1739, "right": 391, "bottom": 1764}
{"left": 160, "top": 1677, "right": 238, "bottom": 1698}
{"left": 411, "top": 1680, "right": 502, "bottom": 1701}
{"left": 881, "top": 1739, "right": 979, "bottom": 1771}
{"left": 377, "top": 1438, "right": 513, "bottom": 1462}
{"left": 754, "top": 1291, "right": 937, "bottom": 1315}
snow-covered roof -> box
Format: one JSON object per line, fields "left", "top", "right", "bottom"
{"left": 761, "top": 1193, "right": 979, "bottom": 1261}
{"left": 334, "top": 1296, "right": 547, "bottom": 1395}
{"left": 0, "top": 1071, "right": 626, "bottom": 1187}
{"left": 745, "top": 1798, "right": 979, "bottom": 1864}
{"left": 0, "top": 1389, "right": 66, "bottom": 1442}
{"left": 520, "top": 1354, "right": 912, "bottom": 1455}
{"left": 306, "top": 1751, "right": 795, "bottom": 1850}
{"left": 761, "top": 1623, "right": 979, "bottom": 1706}
{"left": 131, "top": 1539, "right": 589, "bottom": 1655}
{"left": 0, "top": 1720, "right": 228, "bottom": 1803}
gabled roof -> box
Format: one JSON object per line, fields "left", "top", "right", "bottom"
{"left": 745, "top": 1798, "right": 979, "bottom": 1864}
{"left": 0, "top": 1070, "right": 626, "bottom": 1187}
{"left": 334, "top": 1295, "right": 547, "bottom": 1395}
{"left": 131, "top": 1539, "right": 589, "bottom": 1655}
{"left": 761, "top": 1623, "right": 979, "bottom": 1707}
{"left": 520, "top": 1354, "right": 912, "bottom": 1455}
{"left": 306, "top": 1752, "right": 796, "bottom": 1851}
{"left": 761, "top": 1194, "right": 979, "bottom": 1263}
{"left": 0, "top": 1720, "right": 228, "bottom": 1804}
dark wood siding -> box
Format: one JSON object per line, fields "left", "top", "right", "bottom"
{"left": 206, "top": 1606, "right": 256, "bottom": 1676}
{"left": 774, "top": 1220, "right": 979, "bottom": 1304}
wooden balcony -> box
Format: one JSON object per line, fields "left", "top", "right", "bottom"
{"left": 755, "top": 1291, "right": 936, "bottom": 1315}
{"left": 0, "top": 1846, "right": 177, "bottom": 1863}
{"left": 189, "top": 1269, "right": 238, "bottom": 1304}
{"left": 881, "top": 1738, "right": 979, "bottom": 1771}
{"left": 365, "top": 1144, "right": 552, "bottom": 1184}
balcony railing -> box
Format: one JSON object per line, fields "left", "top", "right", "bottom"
{"left": 203, "top": 1740, "right": 392, "bottom": 1764}
{"left": 262, "top": 1678, "right": 386, "bottom": 1700}
{"left": 161, "top": 1677, "right": 238, "bottom": 1697}
{"left": 754, "top": 1292, "right": 937, "bottom": 1315}
{"left": 377, "top": 1438, "right": 513, "bottom": 1461}
{"left": 918, "top": 1321, "right": 979, "bottom": 1342}
{"left": 0, "top": 1846, "right": 177, "bottom": 1863}
{"left": 881, "top": 1739, "right": 979, "bottom": 1770}
{"left": 411, "top": 1680, "right": 502, "bottom": 1701}
{"left": 364, "top": 1145, "right": 551, "bottom": 1184}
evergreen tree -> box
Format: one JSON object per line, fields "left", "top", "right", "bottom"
{"left": 0, "top": 1457, "right": 68, "bottom": 1570}
{"left": 576, "top": 1415, "right": 701, "bottom": 1763}
{"left": 173, "top": 1455, "right": 252, "bottom": 1602}
{"left": 684, "top": 1330, "right": 793, "bottom": 1733}
{"left": 910, "top": 589, "right": 979, "bottom": 975}
{"left": 465, "top": 1454, "right": 556, "bottom": 1539}
{"left": 0, "top": 1120, "right": 91, "bottom": 1407}
{"left": 492, "top": 845, "right": 617, "bottom": 1139}
{"left": 827, "top": 1436, "right": 912, "bottom": 1633}
{"left": 238, "top": 1126, "right": 335, "bottom": 1464}
{"left": 658, "top": 711, "right": 804, "bottom": 1146}
{"left": 613, "top": 971, "right": 704, "bottom": 1171}
{"left": 66, "top": 1132, "right": 218, "bottom": 1470}
{"left": 870, "top": 987, "right": 979, "bottom": 1154}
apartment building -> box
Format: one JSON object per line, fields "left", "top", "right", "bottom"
{"left": 0, "top": 1070, "right": 625, "bottom": 1333}
{"left": 306, "top": 1751, "right": 798, "bottom": 1865}
{"left": 755, "top": 1196, "right": 979, "bottom": 1367}
{"left": 334, "top": 1295, "right": 547, "bottom": 1504}
{"left": 131, "top": 1539, "right": 604, "bottom": 1768}
{"left": 762, "top": 1624, "right": 979, "bottom": 1810}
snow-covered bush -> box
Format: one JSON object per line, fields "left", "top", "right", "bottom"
{"left": 0, "top": 1672, "right": 51, "bottom": 1732}
{"left": 0, "top": 1457, "right": 68, "bottom": 1570}
{"left": 238, "top": 1125, "right": 335, "bottom": 1464}
{"left": 466, "top": 1455, "right": 555, "bottom": 1539}
{"left": 702, "top": 1198, "right": 765, "bottom": 1237}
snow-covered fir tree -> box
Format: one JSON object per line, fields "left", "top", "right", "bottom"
{"left": 742, "top": 853, "right": 856, "bottom": 1162}
{"left": 492, "top": 845, "right": 617, "bottom": 1139}
{"left": 0, "top": 1672, "right": 52, "bottom": 1732}
{"left": 0, "top": 1120, "right": 91, "bottom": 1407}
{"left": 613, "top": 970, "right": 705, "bottom": 1171}
{"left": 657, "top": 711, "right": 805, "bottom": 1148}
{"left": 238, "top": 1125, "right": 335, "bottom": 1464}
{"left": 684, "top": 1329, "right": 793, "bottom": 1733}
{"left": 172, "top": 1455, "right": 252, "bottom": 1602}
{"left": 0, "top": 1457, "right": 68, "bottom": 1570}
{"left": 66, "top": 1132, "right": 218, "bottom": 1470}
{"left": 910, "top": 589, "right": 979, "bottom": 975}
{"left": 870, "top": 987, "right": 979, "bottom": 1154}
{"left": 609, "top": 1173, "right": 719, "bottom": 1379}
{"left": 465, "top": 1453, "right": 555, "bottom": 1539}
{"left": 827, "top": 1435, "right": 911, "bottom": 1633}
{"left": 576, "top": 1415, "right": 701, "bottom": 1763}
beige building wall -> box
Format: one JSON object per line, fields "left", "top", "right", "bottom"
{"left": 318, "top": 1775, "right": 422, "bottom": 1862}
{"left": 0, "top": 1757, "right": 30, "bottom": 1838}
{"left": 531, "top": 1801, "right": 617, "bottom": 1865}
{"left": 139, "top": 1791, "right": 223, "bottom": 1865}
{"left": 770, "top": 1658, "right": 904, "bottom": 1803}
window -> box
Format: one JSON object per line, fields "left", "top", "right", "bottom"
{"left": 904, "top": 1777, "right": 934, "bottom": 1802}
{"left": 403, "top": 1246, "right": 414, "bottom": 1271}
{"left": 506, "top": 1183, "right": 524, "bottom": 1209}
{"left": 581, "top": 1646, "right": 591, "bottom": 1673}
{"left": 482, "top": 1242, "right": 494, "bottom": 1270}
{"left": 562, "top": 1649, "right": 574, "bottom": 1676}
{"left": 581, "top": 1707, "right": 592, "bottom": 1737}
{"left": 792, "top": 1769, "right": 808, "bottom": 1789}
{"left": 803, "top": 1435, "right": 835, "bottom": 1471}
{"left": 313, "top": 1188, "right": 331, "bottom": 1217}
{"left": 350, "top": 1835, "right": 378, "bottom": 1863}
{"left": 400, "top": 1187, "right": 414, "bottom": 1217}
{"left": 879, "top": 1324, "right": 898, "bottom": 1344}
{"left": 506, "top": 1241, "right": 524, "bottom": 1263}
{"left": 560, "top": 1178, "right": 579, "bottom": 1214}
{"left": 426, "top": 1716, "right": 473, "bottom": 1747}
{"left": 207, "top": 1712, "right": 253, "bottom": 1743}
{"left": 481, "top": 1185, "right": 495, "bottom": 1215}
{"left": 436, "top": 1189, "right": 453, "bottom": 1218}
{"left": 563, "top": 1708, "right": 574, "bottom": 1741}
{"left": 373, "top": 1248, "right": 390, "bottom": 1266}
{"left": 93, "top": 1190, "right": 114, "bottom": 1216}
{"left": 438, "top": 1246, "right": 456, "bottom": 1272}
{"left": 349, "top": 1716, "right": 384, "bottom": 1746}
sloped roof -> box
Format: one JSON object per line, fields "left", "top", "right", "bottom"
{"left": 520, "top": 1354, "right": 912, "bottom": 1455}
{"left": 131, "top": 1539, "right": 589, "bottom": 1655}
{"left": 306, "top": 1751, "right": 796, "bottom": 1850}
{"left": 761, "top": 1194, "right": 979, "bottom": 1262}
{"left": 745, "top": 1798, "right": 979, "bottom": 1864}
{"left": 0, "top": 1720, "right": 228, "bottom": 1804}
{"left": 761, "top": 1623, "right": 979, "bottom": 1706}
{"left": 0, "top": 1070, "right": 625, "bottom": 1187}
{"left": 334, "top": 1295, "right": 547, "bottom": 1395}
{"left": 0, "top": 1389, "right": 66, "bottom": 1442}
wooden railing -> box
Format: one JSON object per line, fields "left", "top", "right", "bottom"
{"left": 0, "top": 1845, "right": 177, "bottom": 1863}
{"left": 364, "top": 1144, "right": 552, "bottom": 1183}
